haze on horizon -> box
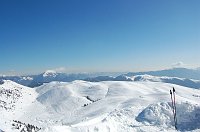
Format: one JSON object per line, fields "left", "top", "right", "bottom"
{"left": 0, "top": 0, "right": 200, "bottom": 75}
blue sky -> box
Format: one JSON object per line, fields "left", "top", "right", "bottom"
{"left": 0, "top": 0, "right": 200, "bottom": 75}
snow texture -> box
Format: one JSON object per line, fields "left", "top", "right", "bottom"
{"left": 0, "top": 80, "right": 200, "bottom": 132}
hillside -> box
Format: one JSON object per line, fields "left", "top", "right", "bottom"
{"left": 132, "top": 75, "right": 200, "bottom": 89}
{"left": 0, "top": 80, "right": 200, "bottom": 132}
{"left": 85, "top": 74, "right": 200, "bottom": 89}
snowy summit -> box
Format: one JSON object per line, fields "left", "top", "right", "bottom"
{"left": 43, "top": 70, "right": 58, "bottom": 77}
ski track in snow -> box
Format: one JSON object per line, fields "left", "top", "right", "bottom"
{"left": 0, "top": 80, "right": 200, "bottom": 132}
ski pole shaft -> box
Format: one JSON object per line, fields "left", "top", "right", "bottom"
{"left": 173, "top": 88, "right": 177, "bottom": 130}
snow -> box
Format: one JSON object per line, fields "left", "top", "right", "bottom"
{"left": 84, "top": 74, "right": 200, "bottom": 89}
{"left": 136, "top": 102, "right": 200, "bottom": 131}
{"left": 0, "top": 80, "right": 38, "bottom": 131}
{"left": 21, "top": 77, "right": 33, "bottom": 81}
{"left": 0, "top": 80, "right": 200, "bottom": 132}
{"left": 136, "top": 102, "right": 174, "bottom": 126}
{"left": 43, "top": 70, "right": 57, "bottom": 77}
{"left": 132, "top": 74, "right": 200, "bottom": 89}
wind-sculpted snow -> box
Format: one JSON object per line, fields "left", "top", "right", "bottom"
{"left": 136, "top": 102, "right": 174, "bottom": 127}
{"left": 176, "top": 102, "right": 200, "bottom": 131}
{"left": 136, "top": 102, "right": 200, "bottom": 131}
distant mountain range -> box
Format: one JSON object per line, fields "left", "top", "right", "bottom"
{"left": 84, "top": 74, "right": 200, "bottom": 89}
{"left": 0, "top": 71, "right": 122, "bottom": 87}
{"left": 0, "top": 68, "right": 200, "bottom": 89}
{"left": 125, "top": 68, "right": 200, "bottom": 80}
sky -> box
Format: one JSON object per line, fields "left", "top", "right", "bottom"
{"left": 0, "top": 0, "right": 200, "bottom": 75}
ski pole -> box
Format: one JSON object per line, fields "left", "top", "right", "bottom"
{"left": 170, "top": 90, "right": 175, "bottom": 115}
{"left": 170, "top": 89, "right": 177, "bottom": 130}
{"left": 173, "top": 87, "right": 177, "bottom": 130}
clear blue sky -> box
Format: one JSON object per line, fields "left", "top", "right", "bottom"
{"left": 0, "top": 0, "right": 200, "bottom": 75}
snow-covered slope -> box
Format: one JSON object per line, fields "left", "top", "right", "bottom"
{"left": 84, "top": 75, "right": 132, "bottom": 82}
{"left": 1, "top": 80, "right": 200, "bottom": 132}
{"left": 85, "top": 74, "right": 200, "bottom": 89}
{"left": 133, "top": 75, "right": 200, "bottom": 89}
{"left": 0, "top": 80, "right": 40, "bottom": 132}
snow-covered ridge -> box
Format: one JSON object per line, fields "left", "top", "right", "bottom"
{"left": 0, "top": 80, "right": 39, "bottom": 131}
{"left": 132, "top": 74, "right": 200, "bottom": 89}
{"left": 1, "top": 80, "right": 200, "bottom": 132}
{"left": 85, "top": 74, "right": 200, "bottom": 89}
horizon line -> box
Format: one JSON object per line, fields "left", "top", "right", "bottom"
{"left": 0, "top": 66, "right": 199, "bottom": 76}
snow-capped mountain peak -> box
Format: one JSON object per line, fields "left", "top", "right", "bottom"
{"left": 133, "top": 74, "right": 162, "bottom": 82}
{"left": 43, "top": 70, "right": 57, "bottom": 77}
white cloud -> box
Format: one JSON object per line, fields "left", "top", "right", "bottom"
{"left": 0, "top": 70, "right": 18, "bottom": 76}
{"left": 51, "top": 67, "right": 67, "bottom": 73}
{"left": 171, "top": 62, "right": 185, "bottom": 68}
